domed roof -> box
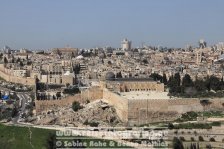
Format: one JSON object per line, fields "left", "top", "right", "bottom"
{"left": 105, "top": 72, "right": 115, "bottom": 80}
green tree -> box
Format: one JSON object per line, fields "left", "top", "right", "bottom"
{"left": 56, "top": 92, "right": 61, "bottom": 99}
{"left": 73, "top": 64, "right": 81, "bottom": 74}
{"left": 221, "top": 77, "right": 224, "bottom": 90}
{"left": 72, "top": 101, "right": 82, "bottom": 112}
{"left": 173, "top": 137, "right": 184, "bottom": 149}
{"left": 142, "top": 59, "right": 148, "bottom": 64}
{"left": 168, "top": 73, "right": 181, "bottom": 94}
{"left": 181, "top": 74, "right": 194, "bottom": 95}
{"left": 209, "top": 75, "right": 221, "bottom": 91}
{"left": 46, "top": 132, "right": 56, "bottom": 149}
{"left": 162, "top": 73, "right": 168, "bottom": 85}
{"left": 198, "top": 136, "right": 204, "bottom": 141}
{"left": 0, "top": 53, "right": 3, "bottom": 59}
{"left": 200, "top": 99, "right": 212, "bottom": 115}
{"left": 19, "top": 61, "right": 23, "bottom": 67}
{"left": 150, "top": 73, "right": 162, "bottom": 82}
{"left": 182, "top": 74, "right": 193, "bottom": 87}
{"left": 116, "top": 72, "right": 122, "bottom": 78}
{"left": 194, "top": 78, "right": 206, "bottom": 92}
{"left": 174, "top": 73, "right": 181, "bottom": 86}
{"left": 3, "top": 57, "right": 8, "bottom": 64}
{"left": 16, "top": 57, "right": 21, "bottom": 63}
{"left": 205, "top": 75, "right": 211, "bottom": 91}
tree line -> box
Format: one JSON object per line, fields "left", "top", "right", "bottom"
{"left": 150, "top": 72, "right": 224, "bottom": 97}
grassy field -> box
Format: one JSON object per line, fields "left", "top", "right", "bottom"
{"left": 0, "top": 124, "right": 131, "bottom": 149}
{"left": 0, "top": 124, "right": 55, "bottom": 149}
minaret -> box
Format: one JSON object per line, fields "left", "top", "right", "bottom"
{"left": 196, "top": 49, "right": 202, "bottom": 65}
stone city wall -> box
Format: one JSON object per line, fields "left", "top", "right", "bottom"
{"left": 0, "top": 64, "right": 36, "bottom": 85}
{"left": 35, "top": 94, "right": 81, "bottom": 114}
{"left": 81, "top": 87, "right": 103, "bottom": 101}
{"left": 102, "top": 89, "right": 129, "bottom": 123}
{"left": 128, "top": 98, "right": 224, "bottom": 125}
{"left": 34, "top": 85, "right": 224, "bottom": 126}
{"left": 35, "top": 87, "right": 103, "bottom": 114}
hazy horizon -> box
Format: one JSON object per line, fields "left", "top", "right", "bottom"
{"left": 1, "top": 0, "right": 224, "bottom": 49}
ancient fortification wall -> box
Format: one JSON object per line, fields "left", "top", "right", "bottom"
{"left": 35, "top": 94, "right": 81, "bottom": 114}
{"left": 102, "top": 89, "right": 129, "bottom": 123}
{"left": 35, "top": 87, "right": 103, "bottom": 114}
{"left": 127, "top": 98, "right": 224, "bottom": 125}
{"left": 81, "top": 87, "right": 103, "bottom": 100}
{"left": 34, "top": 86, "right": 224, "bottom": 126}
{"left": 0, "top": 64, "right": 36, "bottom": 85}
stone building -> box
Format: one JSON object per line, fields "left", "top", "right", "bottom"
{"left": 105, "top": 78, "right": 164, "bottom": 92}
{"left": 103, "top": 71, "right": 164, "bottom": 92}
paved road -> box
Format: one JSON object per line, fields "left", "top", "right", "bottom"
{"left": 12, "top": 93, "right": 30, "bottom": 124}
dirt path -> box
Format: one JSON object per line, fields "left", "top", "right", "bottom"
{"left": 28, "top": 127, "right": 34, "bottom": 149}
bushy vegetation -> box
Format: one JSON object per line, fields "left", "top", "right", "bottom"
{"left": 210, "top": 137, "right": 216, "bottom": 142}
{"left": 151, "top": 72, "right": 224, "bottom": 97}
{"left": 0, "top": 108, "right": 12, "bottom": 121}
{"left": 176, "top": 111, "right": 224, "bottom": 122}
{"left": 72, "top": 101, "right": 82, "bottom": 112}
{"left": 150, "top": 73, "right": 168, "bottom": 85}
{"left": 211, "top": 121, "right": 221, "bottom": 126}
{"left": 172, "top": 137, "right": 184, "bottom": 149}
{"left": 176, "top": 112, "right": 198, "bottom": 122}
{"left": 173, "top": 123, "right": 212, "bottom": 129}
{"left": 63, "top": 87, "right": 80, "bottom": 95}
{"left": 202, "top": 111, "right": 224, "bottom": 117}
{"left": 0, "top": 76, "right": 5, "bottom": 81}
{"left": 198, "top": 136, "right": 204, "bottom": 141}
{"left": 83, "top": 120, "right": 99, "bottom": 127}
{"left": 36, "top": 83, "right": 63, "bottom": 91}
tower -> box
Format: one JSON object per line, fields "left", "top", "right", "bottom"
{"left": 121, "top": 38, "right": 131, "bottom": 51}
{"left": 199, "top": 39, "right": 207, "bottom": 49}
{"left": 196, "top": 49, "right": 202, "bottom": 65}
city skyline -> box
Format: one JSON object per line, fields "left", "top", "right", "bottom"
{"left": 1, "top": 0, "right": 224, "bottom": 49}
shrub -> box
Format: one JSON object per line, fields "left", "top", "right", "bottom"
{"left": 83, "top": 120, "right": 99, "bottom": 127}
{"left": 198, "top": 136, "right": 204, "bottom": 141}
{"left": 209, "top": 137, "right": 215, "bottom": 142}
{"left": 212, "top": 121, "right": 221, "bottom": 126}
{"left": 72, "top": 101, "right": 82, "bottom": 112}
{"left": 174, "top": 123, "right": 212, "bottom": 129}
{"left": 63, "top": 87, "right": 80, "bottom": 95}
{"left": 174, "top": 130, "right": 178, "bottom": 134}
{"left": 172, "top": 137, "right": 184, "bottom": 149}
{"left": 168, "top": 123, "right": 174, "bottom": 129}
{"left": 194, "top": 131, "right": 197, "bottom": 135}
{"left": 179, "top": 136, "right": 185, "bottom": 141}
{"left": 89, "top": 122, "right": 99, "bottom": 127}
